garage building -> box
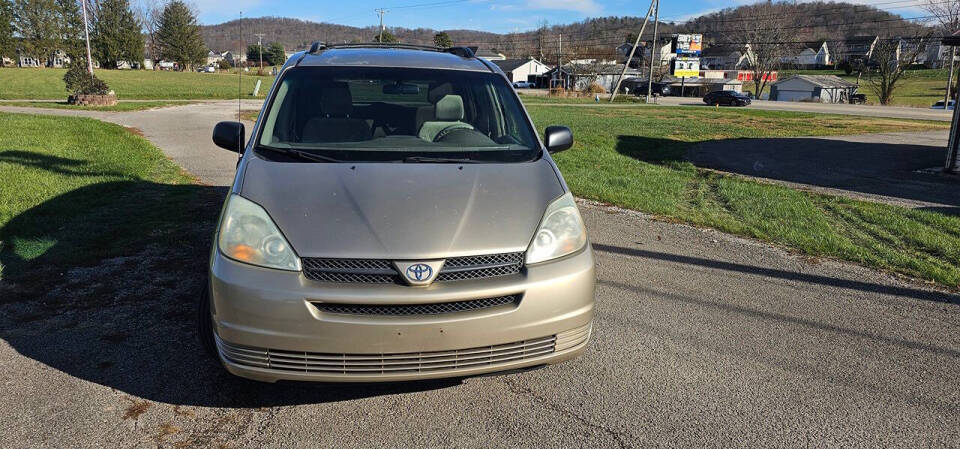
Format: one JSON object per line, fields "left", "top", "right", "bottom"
{"left": 769, "top": 75, "right": 858, "bottom": 103}
{"left": 492, "top": 58, "right": 551, "bottom": 84}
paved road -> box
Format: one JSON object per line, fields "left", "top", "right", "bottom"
{"left": 690, "top": 130, "right": 959, "bottom": 211}
{"left": 656, "top": 96, "right": 954, "bottom": 121}
{"left": 1, "top": 105, "right": 958, "bottom": 447}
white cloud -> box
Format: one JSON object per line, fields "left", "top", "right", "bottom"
{"left": 524, "top": 0, "right": 601, "bottom": 15}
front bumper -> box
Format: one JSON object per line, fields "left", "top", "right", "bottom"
{"left": 209, "top": 246, "right": 596, "bottom": 383}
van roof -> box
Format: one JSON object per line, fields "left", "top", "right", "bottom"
{"left": 296, "top": 45, "right": 497, "bottom": 73}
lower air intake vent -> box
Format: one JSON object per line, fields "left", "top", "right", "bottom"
{"left": 216, "top": 334, "right": 557, "bottom": 375}
{"left": 312, "top": 295, "right": 520, "bottom": 316}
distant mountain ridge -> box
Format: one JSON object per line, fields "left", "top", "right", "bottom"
{"left": 201, "top": 2, "right": 931, "bottom": 59}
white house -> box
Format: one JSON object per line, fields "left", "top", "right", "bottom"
{"left": 782, "top": 41, "right": 830, "bottom": 68}
{"left": 17, "top": 49, "right": 71, "bottom": 68}
{"left": 769, "top": 75, "right": 858, "bottom": 103}
{"left": 701, "top": 44, "right": 754, "bottom": 70}
{"left": 206, "top": 50, "right": 224, "bottom": 65}
{"left": 492, "top": 58, "right": 550, "bottom": 83}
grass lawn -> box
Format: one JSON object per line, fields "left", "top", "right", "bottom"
{"left": 745, "top": 68, "right": 952, "bottom": 108}
{"left": 0, "top": 100, "right": 188, "bottom": 111}
{"left": 526, "top": 105, "right": 960, "bottom": 288}
{"left": 0, "top": 68, "right": 274, "bottom": 100}
{"left": 0, "top": 112, "right": 215, "bottom": 281}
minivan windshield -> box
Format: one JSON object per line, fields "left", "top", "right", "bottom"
{"left": 256, "top": 66, "right": 540, "bottom": 163}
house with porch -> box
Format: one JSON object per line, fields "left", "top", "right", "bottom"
{"left": 492, "top": 58, "right": 551, "bottom": 84}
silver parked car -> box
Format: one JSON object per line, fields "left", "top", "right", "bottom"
{"left": 202, "top": 44, "right": 595, "bottom": 383}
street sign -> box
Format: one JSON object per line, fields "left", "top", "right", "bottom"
{"left": 672, "top": 34, "right": 703, "bottom": 56}
{"left": 672, "top": 57, "right": 700, "bottom": 77}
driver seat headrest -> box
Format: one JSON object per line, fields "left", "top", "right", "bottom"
{"left": 435, "top": 95, "right": 464, "bottom": 121}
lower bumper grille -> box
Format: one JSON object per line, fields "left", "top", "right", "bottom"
{"left": 312, "top": 295, "right": 520, "bottom": 316}
{"left": 216, "top": 334, "right": 562, "bottom": 375}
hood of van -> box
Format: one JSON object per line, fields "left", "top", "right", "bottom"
{"left": 238, "top": 157, "right": 565, "bottom": 259}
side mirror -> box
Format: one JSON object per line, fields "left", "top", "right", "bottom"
{"left": 213, "top": 121, "right": 245, "bottom": 153}
{"left": 544, "top": 126, "right": 573, "bottom": 153}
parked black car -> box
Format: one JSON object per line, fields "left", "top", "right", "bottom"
{"left": 703, "top": 90, "right": 751, "bottom": 106}
{"left": 849, "top": 93, "right": 867, "bottom": 105}
{"left": 625, "top": 81, "right": 672, "bottom": 96}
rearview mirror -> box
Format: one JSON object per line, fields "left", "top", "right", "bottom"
{"left": 383, "top": 83, "right": 421, "bottom": 95}
{"left": 544, "top": 126, "right": 573, "bottom": 153}
{"left": 213, "top": 121, "right": 245, "bottom": 153}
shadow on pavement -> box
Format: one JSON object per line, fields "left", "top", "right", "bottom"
{"left": 687, "top": 136, "right": 959, "bottom": 208}
{"left": 593, "top": 243, "right": 959, "bottom": 305}
{"left": 1, "top": 173, "right": 459, "bottom": 406}
{"left": 597, "top": 279, "right": 960, "bottom": 358}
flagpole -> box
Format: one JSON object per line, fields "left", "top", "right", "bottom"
{"left": 81, "top": 0, "right": 94, "bottom": 74}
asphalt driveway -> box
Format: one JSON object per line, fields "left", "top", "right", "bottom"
{"left": 0, "top": 105, "right": 957, "bottom": 447}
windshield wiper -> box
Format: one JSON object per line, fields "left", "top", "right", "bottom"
{"left": 403, "top": 156, "right": 479, "bottom": 164}
{"left": 259, "top": 146, "right": 344, "bottom": 163}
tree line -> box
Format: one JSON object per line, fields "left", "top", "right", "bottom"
{"left": 0, "top": 0, "right": 209, "bottom": 70}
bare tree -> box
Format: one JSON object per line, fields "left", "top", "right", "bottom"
{"left": 867, "top": 35, "right": 930, "bottom": 105}
{"left": 924, "top": 0, "right": 960, "bottom": 102}
{"left": 728, "top": 1, "right": 796, "bottom": 97}
{"left": 136, "top": 0, "right": 165, "bottom": 68}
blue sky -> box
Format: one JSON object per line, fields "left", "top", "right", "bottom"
{"left": 192, "top": 0, "right": 925, "bottom": 33}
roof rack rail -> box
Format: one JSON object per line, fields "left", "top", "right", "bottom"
{"left": 305, "top": 42, "right": 479, "bottom": 59}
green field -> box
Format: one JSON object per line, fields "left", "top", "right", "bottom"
{"left": 526, "top": 105, "right": 960, "bottom": 288}
{"left": 0, "top": 68, "right": 274, "bottom": 100}
{"left": 744, "top": 68, "right": 953, "bottom": 107}
{"left": 0, "top": 112, "right": 203, "bottom": 280}
{"left": 0, "top": 100, "right": 188, "bottom": 111}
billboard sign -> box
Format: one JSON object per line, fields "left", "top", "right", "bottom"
{"left": 672, "top": 57, "right": 700, "bottom": 78}
{"left": 672, "top": 34, "right": 703, "bottom": 56}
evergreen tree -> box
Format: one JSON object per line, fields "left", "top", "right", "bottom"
{"left": 0, "top": 0, "right": 14, "bottom": 62}
{"left": 266, "top": 42, "right": 285, "bottom": 65}
{"left": 375, "top": 30, "right": 397, "bottom": 43}
{"left": 12, "top": 0, "right": 60, "bottom": 65}
{"left": 155, "top": 0, "right": 205, "bottom": 70}
{"left": 433, "top": 32, "right": 452, "bottom": 48}
{"left": 94, "top": 0, "right": 144, "bottom": 68}
{"left": 54, "top": 0, "right": 86, "bottom": 61}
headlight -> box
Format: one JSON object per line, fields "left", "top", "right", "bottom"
{"left": 218, "top": 194, "right": 301, "bottom": 271}
{"left": 526, "top": 192, "right": 587, "bottom": 264}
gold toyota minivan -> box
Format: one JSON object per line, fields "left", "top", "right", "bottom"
{"left": 200, "top": 44, "right": 595, "bottom": 383}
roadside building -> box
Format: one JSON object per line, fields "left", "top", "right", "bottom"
{"left": 492, "top": 58, "right": 550, "bottom": 84}
{"left": 782, "top": 41, "right": 831, "bottom": 69}
{"left": 616, "top": 39, "right": 672, "bottom": 68}
{"left": 700, "top": 44, "right": 753, "bottom": 70}
{"left": 769, "top": 74, "right": 857, "bottom": 103}
{"left": 836, "top": 35, "right": 878, "bottom": 65}
{"left": 17, "top": 49, "right": 71, "bottom": 68}
{"left": 474, "top": 48, "right": 506, "bottom": 61}
{"left": 206, "top": 51, "right": 224, "bottom": 66}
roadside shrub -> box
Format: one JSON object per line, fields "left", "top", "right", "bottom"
{"left": 63, "top": 61, "right": 111, "bottom": 95}
{"left": 838, "top": 60, "right": 853, "bottom": 75}
{"left": 584, "top": 83, "right": 606, "bottom": 94}
{"left": 217, "top": 59, "right": 232, "bottom": 70}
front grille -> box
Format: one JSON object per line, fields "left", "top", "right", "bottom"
{"left": 301, "top": 252, "right": 524, "bottom": 284}
{"left": 216, "top": 334, "right": 558, "bottom": 375}
{"left": 312, "top": 294, "right": 520, "bottom": 316}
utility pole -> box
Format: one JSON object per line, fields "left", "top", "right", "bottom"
{"left": 254, "top": 33, "right": 265, "bottom": 69}
{"left": 81, "top": 0, "right": 93, "bottom": 74}
{"left": 646, "top": 0, "right": 660, "bottom": 104}
{"left": 558, "top": 33, "right": 562, "bottom": 88}
{"left": 946, "top": 47, "right": 956, "bottom": 107}
{"left": 376, "top": 8, "right": 388, "bottom": 42}
{"left": 610, "top": 0, "right": 655, "bottom": 102}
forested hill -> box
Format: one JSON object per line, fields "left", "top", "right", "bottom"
{"left": 201, "top": 17, "right": 499, "bottom": 53}
{"left": 201, "top": 2, "right": 929, "bottom": 58}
